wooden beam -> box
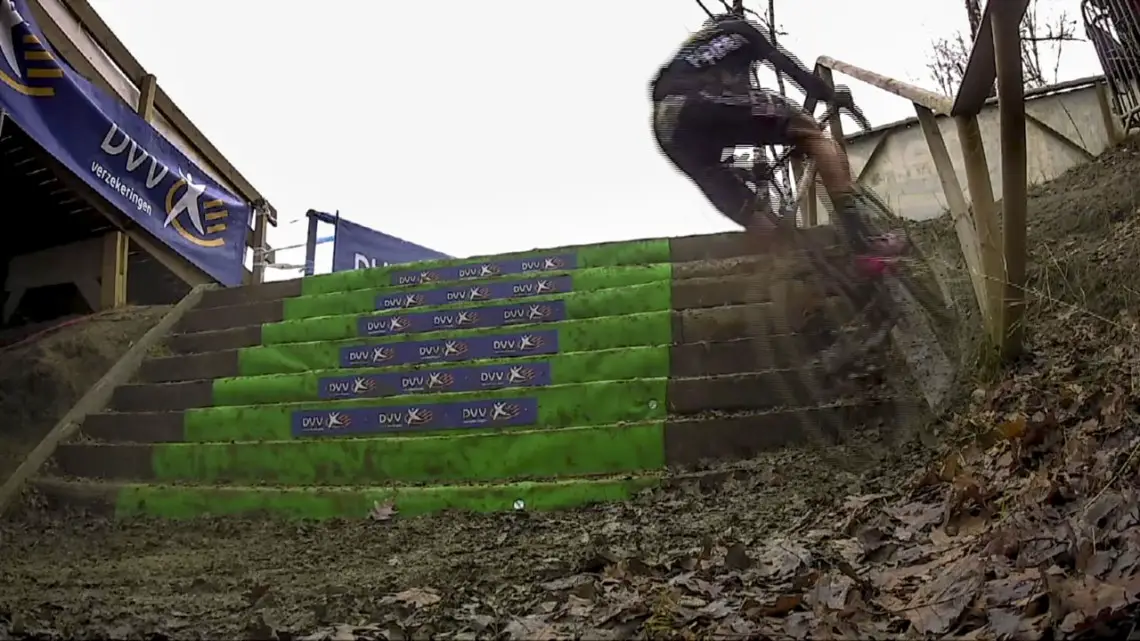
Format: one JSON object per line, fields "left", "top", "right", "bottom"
{"left": 955, "top": 114, "right": 1004, "bottom": 343}
{"left": 136, "top": 73, "right": 157, "bottom": 121}
{"left": 951, "top": 0, "right": 1032, "bottom": 116}
{"left": 992, "top": 2, "right": 1027, "bottom": 358}
{"left": 99, "top": 230, "right": 128, "bottom": 309}
{"left": 913, "top": 105, "right": 988, "bottom": 320}
{"left": 53, "top": 0, "right": 276, "bottom": 225}
{"left": 815, "top": 56, "right": 954, "bottom": 115}
{"left": 0, "top": 284, "right": 210, "bottom": 519}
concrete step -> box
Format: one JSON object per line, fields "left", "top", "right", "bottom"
{"left": 51, "top": 404, "right": 892, "bottom": 489}
{"left": 114, "top": 339, "right": 806, "bottom": 412}
{"left": 83, "top": 373, "right": 880, "bottom": 444}
{"left": 173, "top": 271, "right": 847, "bottom": 336}
{"left": 193, "top": 228, "right": 843, "bottom": 310}
{"left": 157, "top": 297, "right": 855, "bottom": 360}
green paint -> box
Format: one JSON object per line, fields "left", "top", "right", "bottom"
{"left": 300, "top": 239, "right": 671, "bottom": 296}
{"left": 283, "top": 264, "right": 673, "bottom": 321}
{"left": 113, "top": 475, "right": 662, "bottom": 520}
{"left": 183, "top": 378, "right": 668, "bottom": 442}
{"left": 151, "top": 423, "right": 665, "bottom": 485}
{"left": 262, "top": 280, "right": 672, "bottom": 345}
{"left": 237, "top": 310, "right": 673, "bottom": 376}
{"left": 213, "top": 345, "right": 670, "bottom": 406}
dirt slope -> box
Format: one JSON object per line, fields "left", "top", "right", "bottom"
{"left": 0, "top": 306, "right": 169, "bottom": 485}
{"left": 0, "top": 139, "right": 1138, "bottom": 640}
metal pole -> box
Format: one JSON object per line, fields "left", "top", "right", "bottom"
{"left": 303, "top": 209, "right": 319, "bottom": 277}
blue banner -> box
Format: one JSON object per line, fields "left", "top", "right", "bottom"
{"left": 357, "top": 300, "right": 568, "bottom": 337}
{"left": 339, "top": 329, "right": 560, "bottom": 368}
{"left": 376, "top": 276, "right": 574, "bottom": 310}
{"left": 332, "top": 216, "right": 451, "bottom": 271}
{"left": 0, "top": 0, "right": 251, "bottom": 286}
{"left": 292, "top": 397, "right": 539, "bottom": 437}
{"left": 391, "top": 253, "right": 579, "bottom": 286}
{"left": 318, "top": 361, "right": 553, "bottom": 399}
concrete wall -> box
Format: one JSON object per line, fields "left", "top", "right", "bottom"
{"left": 821, "top": 77, "right": 1123, "bottom": 222}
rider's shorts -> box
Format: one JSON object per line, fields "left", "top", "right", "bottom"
{"left": 652, "top": 87, "right": 809, "bottom": 226}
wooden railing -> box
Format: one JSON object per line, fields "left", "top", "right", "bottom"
{"left": 798, "top": 0, "right": 1032, "bottom": 359}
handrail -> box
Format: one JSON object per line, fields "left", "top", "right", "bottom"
{"left": 804, "top": 0, "right": 1033, "bottom": 360}
{"left": 814, "top": 56, "right": 954, "bottom": 115}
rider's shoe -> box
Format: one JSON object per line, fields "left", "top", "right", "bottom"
{"left": 854, "top": 232, "right": 907, "bottom": 278}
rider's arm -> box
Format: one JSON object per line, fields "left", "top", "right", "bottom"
{"left": 716, "top": 19, "right": 834, "bottom": 102}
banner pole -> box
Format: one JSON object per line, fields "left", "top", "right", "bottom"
{"left": 303, "top": 209, "right": 319, "bottom": 277}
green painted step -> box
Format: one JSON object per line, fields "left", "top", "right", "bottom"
{"left": 301, "top": 239, "right": 670, "bottom": 296}
{"left": 140, "top": 422, "right": 667, "bottom": 486}
{"left": 262, "top": 281, "right": 671, "bottom": 345}
{"left": 239, "top": 310, "right": 673, "bottom": 376}
{"left": 64, "top": 475, "right": 661, "bottom": 520}
{"left": 183, "top": 378, "right": 667, "bottom": 442}
{"left": 284, "top": 263, "right": 673, "bottom": 321}
{"left": 215, "top": 345, "right": 669, "bottom": 407}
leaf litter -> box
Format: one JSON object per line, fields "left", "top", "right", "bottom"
{"left": 2, "top": 140, "right": 1140, "bottom": 640}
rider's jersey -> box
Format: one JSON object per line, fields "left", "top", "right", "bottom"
{"left": 651, "top": 18, "right": 831, "bottom": 103}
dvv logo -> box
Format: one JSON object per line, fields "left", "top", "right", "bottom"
{"left": 503, "top": 304, "right": 557, "bottom": 324}
{"left": 299, "top": 411, "right": 353, "bottom": 432}
{"left": 433, "top": 310, "right": 479, "bottom": 329}
{"left": 492, "top": 334, "right": 546, "bottom": 354}
{"left": 362, "top": 315, "right": 412, "bottom": 336}
{"left": 345, "top": 345, "right": 397, "bottom": 366}
{"left": 0, "top": 0, "right": 61, "bottom": 98}
{"left": 480, "top": 366, "right": 539, "bottom": 387}
{"left": 324, "top": 376, "right": 378, "bottom": 399}
{"left": 397, "top": 270, "right": 441, "bottom": 286}
{"left": 512, "top": 279, "right": 557, "bottom": 296}
{"left": 459, "top": 263, "right": 501, "bottom": 280}
{"left": 401, "top": 371, "right": 455, "bottom": 392}
{"left": 416, "top": 339, "right": 469, "bottom": 360}
{"left": 446, "top": 286, "right": 490, "bottom": 303}
{"left": 521, "top": 256, "right": 567, "bottom": 272}
{"left": 379, "top": 293, "right": 425, "bottom": 310}
{"left": 461, "top": 402, "right": 525, "bottom": 424}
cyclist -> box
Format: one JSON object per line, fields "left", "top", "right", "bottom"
{"left": 650, "top": 10, "right": 904, "bottom": 260}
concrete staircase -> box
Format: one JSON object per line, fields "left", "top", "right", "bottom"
{"left": 33, "top": 229, "right": 899, "bottom": 520}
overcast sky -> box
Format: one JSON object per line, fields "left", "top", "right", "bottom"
{"left": 86, "top": 0, "right": 1101, "bottom": 276}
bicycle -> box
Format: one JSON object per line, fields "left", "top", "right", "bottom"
{"left": 735, "top": 98, "right": 958, "bottom": 445}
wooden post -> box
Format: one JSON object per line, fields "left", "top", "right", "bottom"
{"left": 99, "top": 231, "right": 128, "bottom": 309}
{"left": 136, "top": 73, "right": 157, "bottom": 120}
{"left": 251, "top": 207, "right": 268, "bottom": 284}
{"left": 954, "top": 114, "right": 1003, "bottom": 344}
{"left": 914, "top": 105, "right": 988, "bottom": 319}
{"left": 992, "top": 3, "right": 1027, "bottom": 358}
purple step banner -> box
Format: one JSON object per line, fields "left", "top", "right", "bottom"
{"left": 391, "top": 253, "right": 579, "bottom": 286}
{"left": 339, "top": 329, "right": 560, "bottom": 368}
{"left": 319, "top": 361, "right": 553, "bottom": 399}
{"left": 356, "top": 301, "right": 567, "bottom": 337}
{"left": 292, "top": 397, "right": 539, "bottom": 438}
{"left": 376, "top": 275, "right": 574, "bottom": 311}
{"left": 0, "top": 0, "right": 251, "bottom": 286}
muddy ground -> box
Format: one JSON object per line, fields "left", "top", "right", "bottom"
{"left": 0, "top": 306, "right": 169, "bottom": 485}
{"left": 1, "top": 140, "right": 1139, "bottom": 640}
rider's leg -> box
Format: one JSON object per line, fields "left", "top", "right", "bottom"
{"left": 784, "top": 116, "right": 872, "bottom": 251}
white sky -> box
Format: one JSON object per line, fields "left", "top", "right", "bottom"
{"left": 86, "top": 0, "right": 1102, "bottom": 276}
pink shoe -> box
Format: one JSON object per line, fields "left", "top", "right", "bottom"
{"left": 854, "top": 232, "right": 907, "bottom": 278}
